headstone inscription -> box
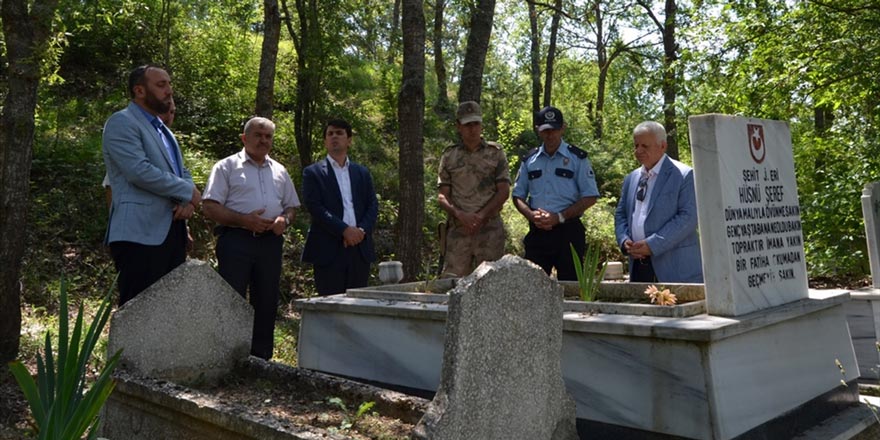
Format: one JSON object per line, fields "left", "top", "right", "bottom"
{"left": 107, "top": 259, "right": 254, "bottom": 383}
{"left": 689, "top": 115, "right": 808, "bottom": 316}
{"left": 412, "top": 255, "right": 578, "bottom": 440}
{"left": 861, "top": 182, "right": 880, "bottom": 288}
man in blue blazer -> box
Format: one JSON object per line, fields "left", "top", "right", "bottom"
{"left": 614, "top": 121, "right": 703, "bottom": 283}
{"left": 103, "top": 65, "right": 201, "bottom": 305}
{"left": 301, "top": 119, "right": 379, "bottom": 295}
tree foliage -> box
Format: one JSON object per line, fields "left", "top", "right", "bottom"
{"left": 2, "top": 0, "right": 878, "bottom": 350}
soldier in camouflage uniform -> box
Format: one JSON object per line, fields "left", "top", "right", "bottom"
{"left": 437, "top": 101, "right": 511, "bottom": 277}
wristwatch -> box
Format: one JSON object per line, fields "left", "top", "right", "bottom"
{"left": 557, "top": 212, "right": 565, "bottom": 224}
{"left": 284, "top": 215, "right": 291, "bottom": 226}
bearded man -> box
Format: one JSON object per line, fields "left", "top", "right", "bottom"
{"left": 102, "top": 64, "right": 202, "bottom": 305}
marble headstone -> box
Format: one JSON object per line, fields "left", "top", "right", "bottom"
{"left": 689, "top": 115, "right": 808, "bottom": 316}
{"left": 107, "top": 259, "right": 254, "bottom": 383}
{"left": 862, "top": 182, "right": 880, "bottom": 288}
{"left": 412, "top": 255, "right": 578, "bottom": 440}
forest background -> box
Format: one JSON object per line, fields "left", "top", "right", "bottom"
{"left": 0, "top": 0, "right": 879, "bottom": 370}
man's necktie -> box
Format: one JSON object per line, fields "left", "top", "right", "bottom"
{"left": 636, "top": 173, "right": 649, "bottom": 202}
{"left": 152, "top": 118, "right": 181, "bottom": 177}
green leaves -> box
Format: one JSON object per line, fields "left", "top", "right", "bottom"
{"left": 571, "top": 243, "right": 606, "bottom": 302}
{"left": 8, "top": 279, "right": 121, "bottom": 439}
{"left": 325, "top": 397, "right": 376, "bottom": 432}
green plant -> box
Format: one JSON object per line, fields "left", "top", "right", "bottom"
{"left": 326, "top": 397, "right": 376, "bottom": 432}
{"left": 8, "top": 280, "right": 122, "bottom": 439}
{"left": 571, "top": 243, "right": 607, "bottom": 302}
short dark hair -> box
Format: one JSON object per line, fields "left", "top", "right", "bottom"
{"left": 324, "top": 119, "right": 352, "bottom": 138}
{"left": 128, "top": 64, "right": 164, "bottom": 99}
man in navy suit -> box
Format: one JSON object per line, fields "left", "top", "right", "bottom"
{"left": 301, "top": 119, "right": 379, "bottom": 295}
{"left": 103, "top": 65, "right": 201, "bottom": 305}
{"left": 614, "top": 121, "right": 702, "bottom": 283}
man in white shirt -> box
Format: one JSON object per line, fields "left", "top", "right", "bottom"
{"left": 301, "top": 119, "right": 379, "bottom": 295}
{"left": 202, "top": 117, "right": 300, "bottom": 359}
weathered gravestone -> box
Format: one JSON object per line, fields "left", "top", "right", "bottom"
{"left": 689, "top": 114, "right": 809, "bottom": 316}
{"left": 107, "top": 259, "right": 253, "bottom": 383}
{"left": 412, "top": 255, "right": 578, "bottom": 440}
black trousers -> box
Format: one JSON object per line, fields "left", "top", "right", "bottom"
{"left": 110, "top": 220, "right": 187, "bottom": 306}
{"left": 630, "top": 256, "right": 658, "bottom": 283}
{"left": 523, "top": 220, "right": 585, "bottom": 281}
{"left": 314, "top": 245, "right": 370, "bottom": 296}
{"left": 216, "top": 227, "right": 283, "bottom": 360}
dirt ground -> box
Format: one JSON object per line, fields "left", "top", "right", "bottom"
{"left": 0, "top": 371, "right": 30, "bottom": 440}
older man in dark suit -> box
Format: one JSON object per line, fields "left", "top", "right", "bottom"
{"left": 301, "top": 119, "right": 379, "bottom": 295}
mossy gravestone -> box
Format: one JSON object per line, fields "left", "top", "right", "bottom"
{"left": 412, "top": 255, "right": 578, "bottom": 440}
{"left": 107, "top": 260, "right": 253, "bottom": 384}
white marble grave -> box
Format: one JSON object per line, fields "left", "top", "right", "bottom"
{"left": 843, "top": 182, "right": 880, "bottom": 380}
{"left": 689, "top": 115, "right": 809, "bottom": 317}
{"left": 862, "top": 182, "right": 880, "bottom": 288}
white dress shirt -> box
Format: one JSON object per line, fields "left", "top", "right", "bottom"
{"left": 329, "top": 155, "right": 357, "bottom": 226}
{"left": 631, "top": 154, "right": 667, "bottom": 242}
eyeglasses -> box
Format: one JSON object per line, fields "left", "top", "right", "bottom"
{"left": 636, "top": 174, "right": 648, "bottom": 201}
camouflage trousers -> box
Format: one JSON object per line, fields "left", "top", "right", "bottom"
{"left": 441, "top": 216, "right": 506, "bottom": 278}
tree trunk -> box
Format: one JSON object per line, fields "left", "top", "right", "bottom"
{"left": 0, "top": 0, "right": 59, "bottom": 364}
{"left": 528, "top": 0, "right": 541, "bottom": 114}
{"left": 637, "top": 0, "right": 679, "bottom": 159}
{"left": 282, "top": 0, "right": 321, "bottom": 167}
{"left": 814, "top": 104, "right": 833, "bottom": 135}
{"left": 398, "top": 0, "right": 425, "bottom": 282}
{"left": 256, "top": 0, "right": 281, "bottom": 118}
{"left": 432, "top": 0, "right": 451, "bottom": 118}
{"left": 458, "top": 0, "right": 496, "bottom": 103}
{"left": 661, "top": 0, "right": 678, "bottom": 159}
{"left": 593, "top": 0, "right": 606, "bottom": 139}
{"left": 161, "top": 0, "right": 172, "bottom": 66}
{"left": 543, "top": 0, "right": 562, "bottom": 106}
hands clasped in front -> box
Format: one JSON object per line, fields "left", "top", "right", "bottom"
{"left": 455, "top": 210, "right": 486, "bottom": 235}
{"left": 242, "top": 209, "right": 286, "bottom": 236}
{"left": 530, "top": 208, "right": 561, "bottom": 231}
{"left": 172, "top": 186, "right": 202, "bottom": 221}
{"left": 624, "top": 239, "right": 653, "bottom": 259}
{"left": 343, "top": 226, "right": 365, "bottom": 247}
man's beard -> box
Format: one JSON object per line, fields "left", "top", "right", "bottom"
{"left": 144, "top": 89, "right": 171, "bottom": 115}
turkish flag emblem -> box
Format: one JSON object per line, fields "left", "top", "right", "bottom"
{"left": 747, "top": 124, "right": 766, "bottom": 164}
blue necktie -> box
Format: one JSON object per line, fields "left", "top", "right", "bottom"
{"left": 152, "top": 118, "right": 180, "bottom": 176}
{"left": 636, "top": 173, "right": 649, "bottom": 202}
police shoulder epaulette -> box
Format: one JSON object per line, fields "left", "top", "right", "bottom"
{"left": 567, "top": 144, "right": 588, "bottom": 159}
{"left": 486, "top": 141, "right": 503, "bottom": 150}
{"left": 520, "top": 147, "right": 539, "bottom": 161}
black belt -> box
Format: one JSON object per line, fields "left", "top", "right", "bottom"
{"left": 214, "top": 225, "right": 275, "bottom": 238}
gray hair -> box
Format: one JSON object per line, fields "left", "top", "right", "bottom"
{"left": 633, "top": 121, "right": 666, "bottom": 145}
{"left": 243, "top": 117, "right": 276, "bottom": 135}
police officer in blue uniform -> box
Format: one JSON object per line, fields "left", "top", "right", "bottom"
{"left": 512, "top": 106, "right": 600, "bottom": 280}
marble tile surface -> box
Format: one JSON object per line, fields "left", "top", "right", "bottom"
{"left": 844, "top": 297, "right": 880, "bottom": 379}
{"left": 297, "top": 310, "right": 445, "bottom": 391}
{"left": 706, "top": 305, "right": 858, "bottom": 439}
